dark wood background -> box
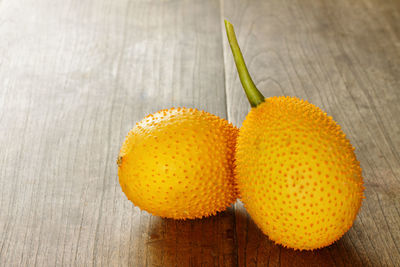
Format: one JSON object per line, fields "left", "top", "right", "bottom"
{"left": 1, "top": 0, "right": 399, "bottom": 266}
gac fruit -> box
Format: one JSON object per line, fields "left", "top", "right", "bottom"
{"left": 117, "top": 108, "right": 238, "bottom": 219}
{"left": 225, "top": 20, "right": 364, "bottom": 250}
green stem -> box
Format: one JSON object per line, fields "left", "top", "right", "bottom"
{"left": 224, "top": 20, "right": 264, "bottom": 107}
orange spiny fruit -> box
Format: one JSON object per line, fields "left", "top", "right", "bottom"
{"left": 225, "top": 20, "right": 364, "bottom": 250}
{"left": 117, "top": 108, "right": 238, "bottom": 219}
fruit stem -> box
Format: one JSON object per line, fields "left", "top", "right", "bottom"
{"left": 224, "top": 20, "right": 265, "bottom": 107}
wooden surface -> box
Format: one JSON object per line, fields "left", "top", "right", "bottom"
{"left": 0, "top": 0, "right": 399, "bottom": 266}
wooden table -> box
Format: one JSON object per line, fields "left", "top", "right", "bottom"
{"left": 1, "top": 0, "right": 399, "bottom": 266}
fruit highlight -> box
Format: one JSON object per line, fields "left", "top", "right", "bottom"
{"left": 225, "top": 20, "right": 364, "bottom": 250}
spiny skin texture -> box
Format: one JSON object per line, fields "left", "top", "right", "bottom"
{"left": 118, "top": 108, "right": 238, "bottom": 219}
{"left": 236, "top": 96, "right": 364, "bottom": 250}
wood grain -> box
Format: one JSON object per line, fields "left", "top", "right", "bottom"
{"left": 0, "top": 0, "right": 399, "bottom": 266}
{"left": 222, "top": 0, "right": 400, "bottom": 266}
{"left": 0, "top": 0, "right": 234, "bottom": 266}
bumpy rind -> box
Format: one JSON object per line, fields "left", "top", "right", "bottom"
{"left": 236, "top": 96, "right": 364, "bottom": 250}
{"left": 118, "top": 107, "right": 238, "bottom": 219}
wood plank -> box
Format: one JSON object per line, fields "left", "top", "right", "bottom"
{"left": 222, "top": 0, "right": 400, "bottom": 266}
{"left": 0, "top": 0, "right": 235, "bottom": 266}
